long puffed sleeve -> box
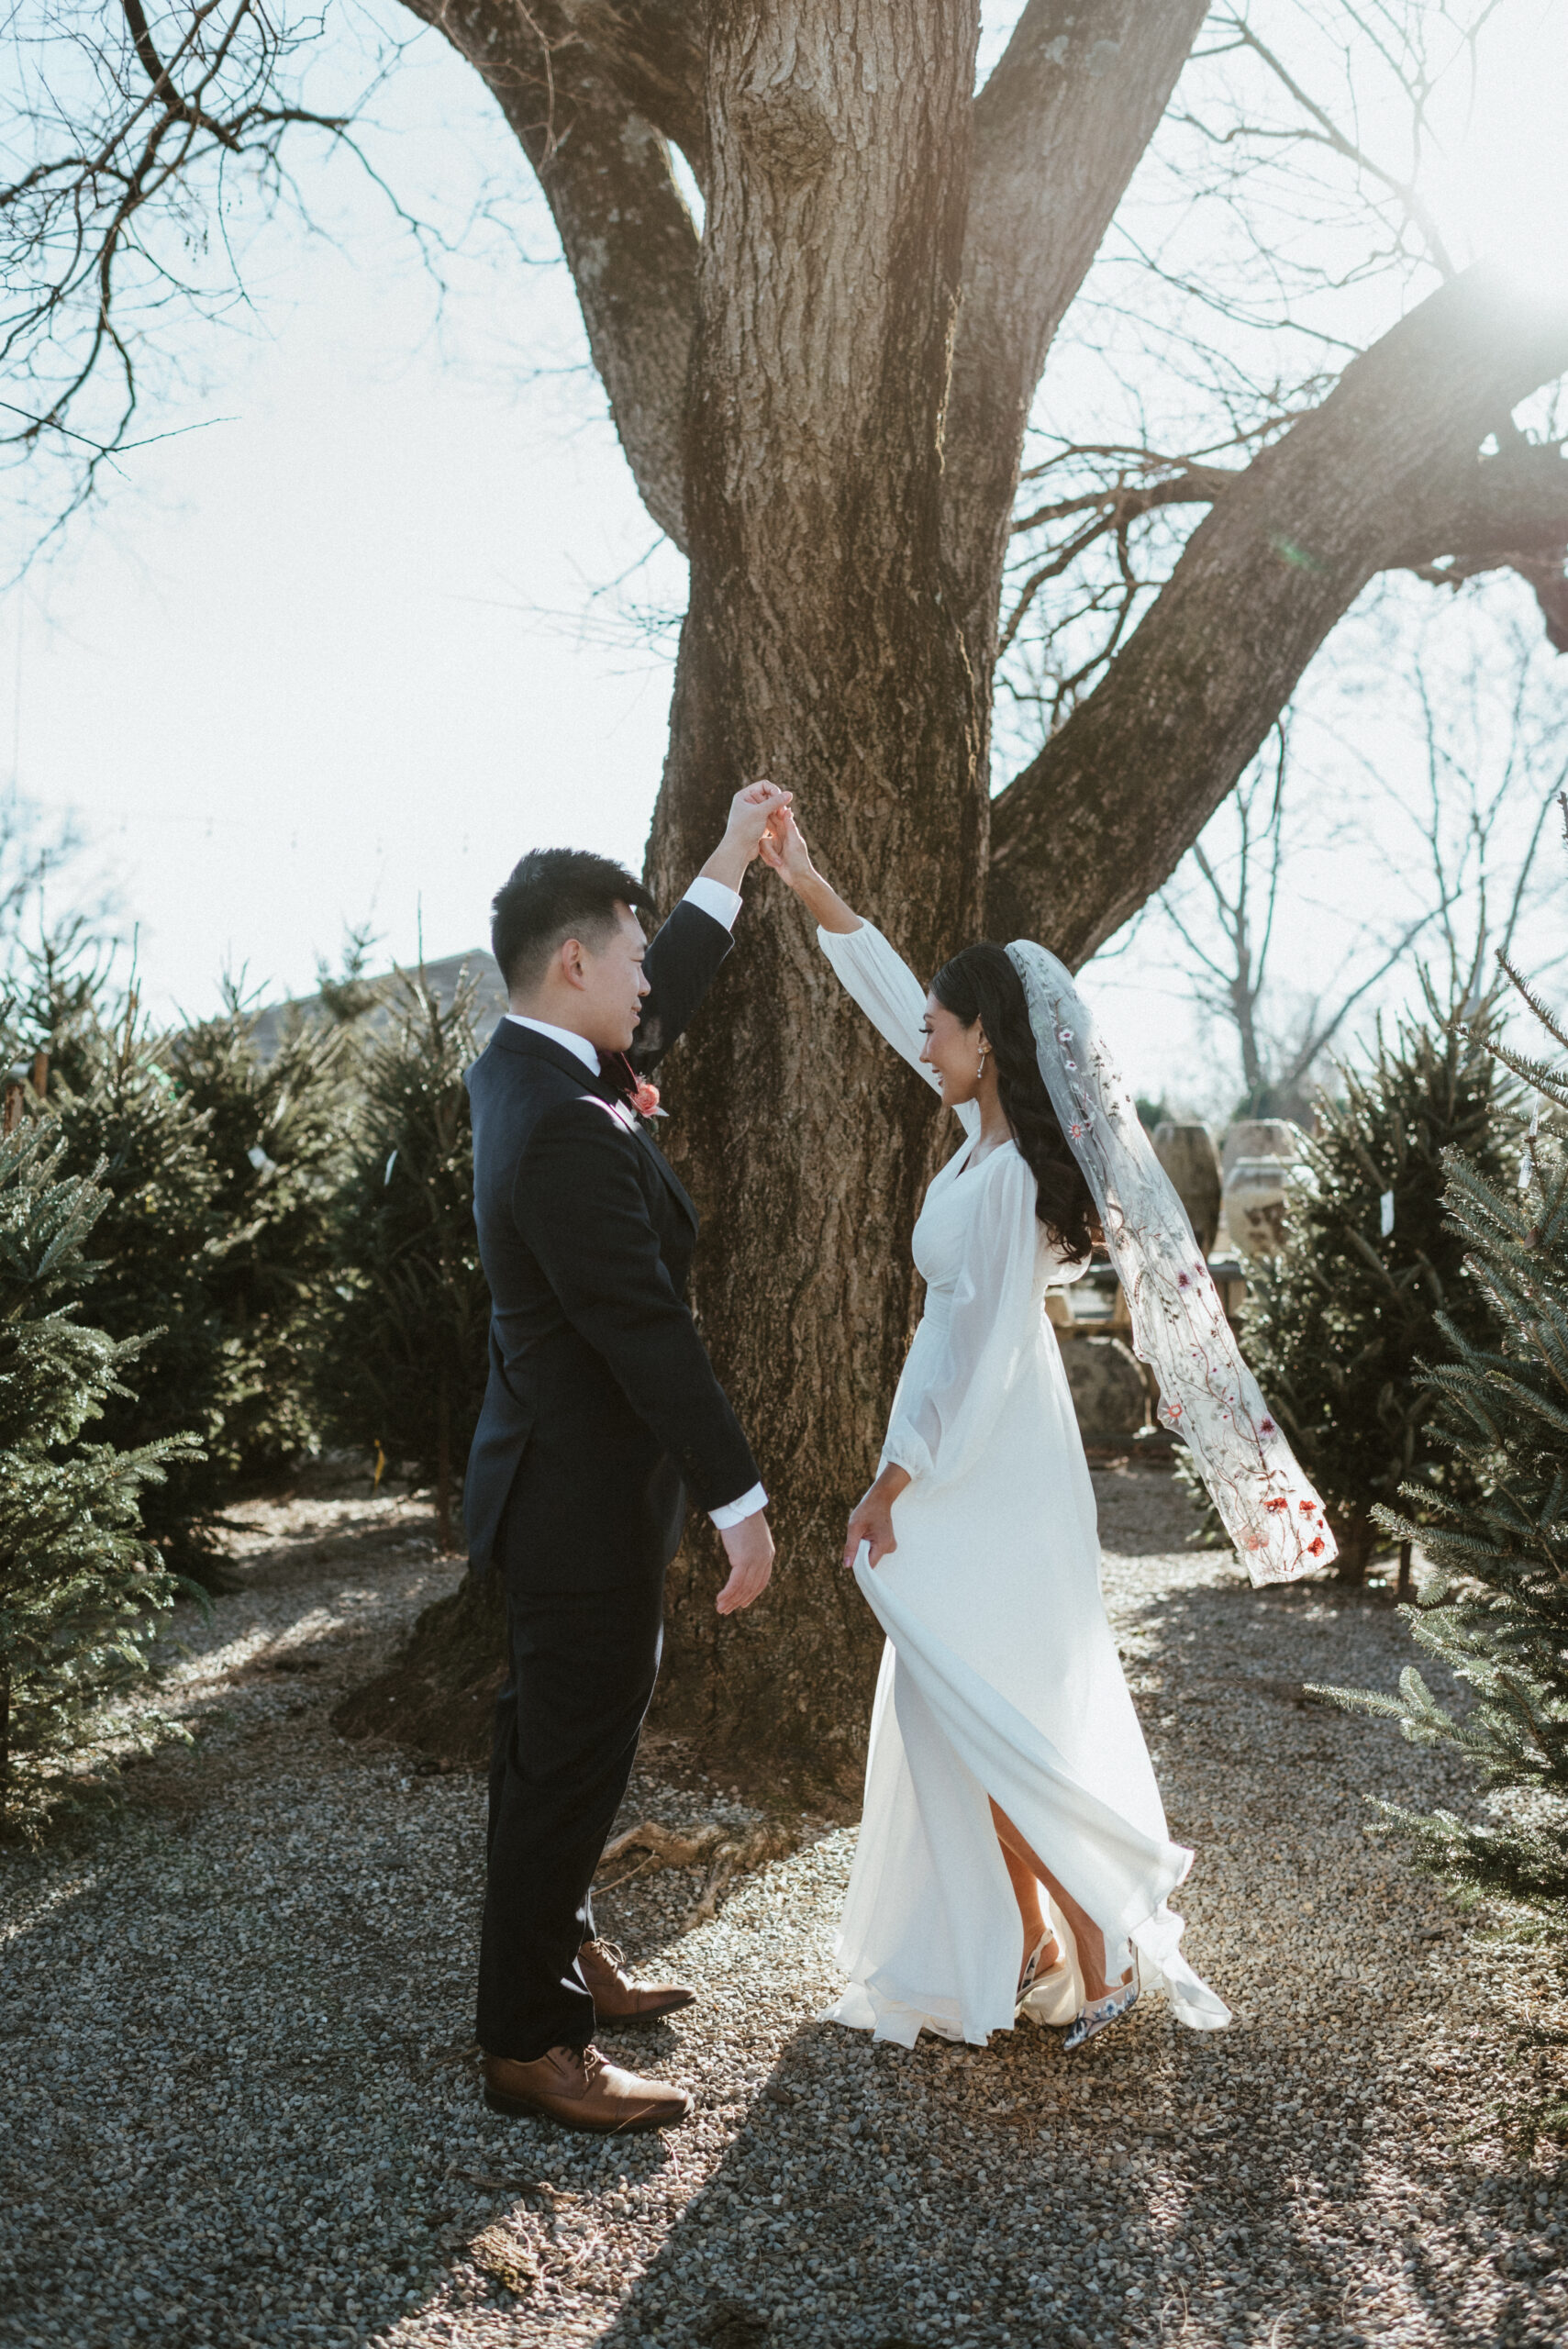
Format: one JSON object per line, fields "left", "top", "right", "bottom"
{"left": 819, "top": 922, "right": 980, "bottom": 1139}
{"left": 881, "top": 1147, "right": 1043, "bottom": 1490}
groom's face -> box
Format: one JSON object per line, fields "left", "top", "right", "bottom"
{"left": 571, "top": 903, "right": 651, "bottom": 1053}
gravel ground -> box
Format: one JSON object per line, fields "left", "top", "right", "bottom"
{"left": 4, "top": 1460, "right": 1568, "bottom": 2349}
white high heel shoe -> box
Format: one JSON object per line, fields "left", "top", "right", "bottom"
{"left": 1063, "top": 1976, "right": 1139, "bottom": 2053}
{"left": 1017, "top": 1929, "right": 1078, "bottom": 2027}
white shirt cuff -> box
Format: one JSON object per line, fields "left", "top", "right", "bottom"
{"left": 683, "top": 876, "right": 744, "bottom": 932}
{"left": 709, "top": 1480, "right": 768, "bottom": 1531}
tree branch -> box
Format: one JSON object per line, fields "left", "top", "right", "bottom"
{"left": 402, "top": 0, "right": 699, "bottom": 548}
{"left": 553, "top": 2, "right": 706, "bottom": 174}
{"left": 1389, "top": 442, "right": 1568, "bottom": 650}
{"left": 1011, "top": 458, "right": 1239, "bottom": 539}
{"left": 2, "top": 3, "right": 355, "bottom": 540}
{"left": 986, "top": 264, "right": 1568, "bottom": 963}
{"left": 940, "top": 0, "right": 1209, "bottom": 658}
{"left": 1388, "top": 442, "right": 1568, "bottom": 570}
{"left": 1207, "top": 11, "right": 1458, "bottom": 279}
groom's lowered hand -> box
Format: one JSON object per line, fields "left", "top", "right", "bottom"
{"left": 716, "top": 1509, "right": 774, "bottom": 1614}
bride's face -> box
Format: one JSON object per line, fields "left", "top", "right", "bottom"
{"left": 919, "top": 995, "right": 985, "bottom": 1107}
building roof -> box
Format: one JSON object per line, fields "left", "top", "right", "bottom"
{"left": 247, "top": 948, "right": 510, "bottom": 1062}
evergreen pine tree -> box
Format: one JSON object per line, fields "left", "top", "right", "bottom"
{"left": 10, "top": 941, "right": 237, "bottom": 1575}
{"left": 314, "top": 968, "right": 491, "bottom": 1549}
{"left": 163, "top": 989, "right": 349, "bottom": 1480}
{"left": 1211, "top": 970, "right": 1518, "bottom": 1586}
{"left": 0, "top": 1122, "right": 195, "bottom": 1834}
{"left": 1315, "top": 946, "right": 1568, "bottom": 1908}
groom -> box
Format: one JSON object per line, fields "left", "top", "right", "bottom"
{"left": 463, "top": 782, "right": 786, "bottom": 2133}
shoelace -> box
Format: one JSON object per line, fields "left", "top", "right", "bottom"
{"left": 586, "top": 1939, "right": 627, "bottom": 1976}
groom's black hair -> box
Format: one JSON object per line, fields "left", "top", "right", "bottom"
{"left": 492, "top": 848, "right": 658, "bottom": 995}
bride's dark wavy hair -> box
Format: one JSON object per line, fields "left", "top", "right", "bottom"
{"left": 930, "top": 942, "right": 1096, "bottom": 1264}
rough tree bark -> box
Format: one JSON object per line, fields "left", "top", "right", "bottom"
{"left": 639, "top": 3, "right": 985, "bottom": 1772}
{"left": 383, "top": 0, "right": 1568, "bottom": 1773}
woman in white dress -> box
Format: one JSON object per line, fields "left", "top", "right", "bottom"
{"left": 760, "top": 812, "right": 1335, "bottom": 2051}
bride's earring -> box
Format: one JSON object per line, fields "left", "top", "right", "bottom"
{"left": 977, "top": 1039, "right": 989, "bottom": 1080}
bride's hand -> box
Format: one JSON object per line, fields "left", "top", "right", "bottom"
{"left": 758, "top": 807, "right": 815, "bottom": 887}
{"left": 843, "top": 1465, "right": 910, "bottom": 1569}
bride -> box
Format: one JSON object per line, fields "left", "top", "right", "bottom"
{"left": 761, "top": 812, "right": 1336, "bottom": 2051}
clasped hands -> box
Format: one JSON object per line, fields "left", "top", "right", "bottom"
{"left": 704, "top": 779, "right": 793, "bottom": 890}
{"left": 713, "top": 778, "right": 813, "bottom": 890}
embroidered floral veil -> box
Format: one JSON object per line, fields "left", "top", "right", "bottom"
{"left": 1006, "top": 940, "right": 1336, "bottom": 1585}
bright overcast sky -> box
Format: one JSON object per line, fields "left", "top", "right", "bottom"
{"left": 3, "top": 0, "right": 1565, "bottom": 1104}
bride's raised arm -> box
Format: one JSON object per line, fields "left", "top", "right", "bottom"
{"left": 760, "top": 812, "right": 969, "bottom": 1121}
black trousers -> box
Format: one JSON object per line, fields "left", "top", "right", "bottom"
{"left": 475, "top": 1564, "right": 666, "bottom": 2062}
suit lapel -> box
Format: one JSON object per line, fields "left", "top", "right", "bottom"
{"left": 488, "top": 1021, "right": 699, "bottom": 1235}
{"left": 627, "top": 1118, "right": 699, "bottom": 1234}
{"left": 584, "top": 1050, "right": 701, "bottom": 1235}
{"left": 591, "top": 1085, "right": 699, "bottom": 1235}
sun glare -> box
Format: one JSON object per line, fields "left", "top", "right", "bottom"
{"left": 1422, "top": 0, "right": 1568, "bottom": 299}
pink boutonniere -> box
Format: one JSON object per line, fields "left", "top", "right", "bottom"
{"left": 617, "top": 1056, "right": 665, "bottom": 1119}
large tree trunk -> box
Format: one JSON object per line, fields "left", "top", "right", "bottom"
{"left": 643, "top": 3, "right": 985, "bottom": 1770}
{"left": 364, "top": 3, "right": 1568, "bottom": 1778}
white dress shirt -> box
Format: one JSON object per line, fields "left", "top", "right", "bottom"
{"left": 505, "top": 874, "right": 765, "bottom": 1532}
{"left": 504, "top": 1013, "right": 601, "bottom": 1075}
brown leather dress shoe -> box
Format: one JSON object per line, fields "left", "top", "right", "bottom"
{"left": 482, "top": 2043, "right": 691, "bottom": 2132}
{"left": 579, "top": 1937, "right": 696, "bottom": 2022}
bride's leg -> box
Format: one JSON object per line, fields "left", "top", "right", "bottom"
{"left": 988, "top": 1799, "right": 1058, "bottom": 1981}
{"left": 990, "top": 1801, "right": 1129, "bottom": 2004}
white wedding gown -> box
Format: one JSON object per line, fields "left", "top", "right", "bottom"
{"left": 820, "top": 922, "right": 1229, "bottom": 2046}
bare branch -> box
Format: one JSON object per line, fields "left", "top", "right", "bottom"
{"left": 403, "top": 0, "right": 698, "bottom": 547}
{"left": 1200, "top": 11, "right": 1459, "bottom": 278}
{"left": 940, "top": 0, "right": 1209, "bottom": 661}
{"left": 0, "top": 2, "right": 361, "bottom": 538}
{"left": 553, "top": 2, "right": 706, "bottom": 175}
{"left": 987, "top": 264, "right": 1568, "bottom": 963}
{"left": 1011, "top": 458, "right": 1240, "bottom": 539}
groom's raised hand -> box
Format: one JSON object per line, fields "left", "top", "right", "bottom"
{"left": 697, "top": 781, "right": 793, "bottom": 894}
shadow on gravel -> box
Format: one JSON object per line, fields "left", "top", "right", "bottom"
{"left": 568, "top": 1550, "right": 1566, "bottom": 2349}
{"left": 6, "top": 1477, "right": 1565, "bottom": 2349}
{"left": 563, "top": 2009, "right": 1373, "bottom": 2349}
{"left": 579, "top": 1999, "right": 1563, "bottom": 2349}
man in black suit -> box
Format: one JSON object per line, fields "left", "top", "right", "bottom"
{"left": 465, "top": 782, "right": 787, "bottom": 2133}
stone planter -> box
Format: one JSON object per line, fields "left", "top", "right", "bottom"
{"left": 1152, "top": 1122, "right": 1222, "bottom": 1256}
{"left": 1061, "top": 1336, "right": 1150, "bottom": 1443}
{"left": 1224, "top": 1155, "right": 1291, "bottom": 1258}
{"left": 1220, "top": 1119, "right": 1302, "bottom": 1174}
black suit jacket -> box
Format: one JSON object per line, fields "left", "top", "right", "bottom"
{"left": 464, "top": 898, "right": 760, "bottom": 1590}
